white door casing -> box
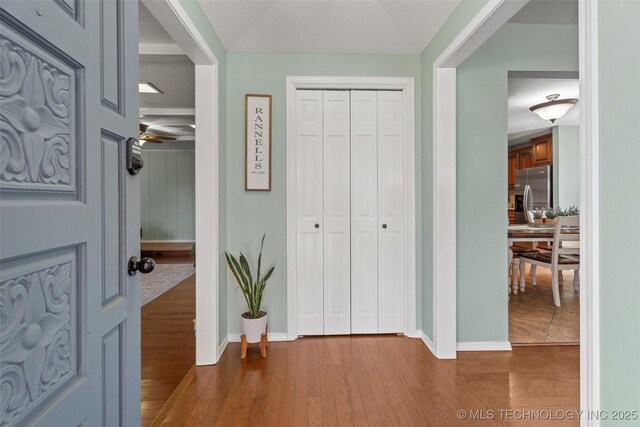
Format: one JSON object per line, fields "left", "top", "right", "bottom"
{"left": 350, "top": 91, "right": 379, "bottom": 333}
{"left": 141, "top": 0, "right": 221, "bottom": 364}
{"left": 322, "top": 91, "right": 351, "bottom": 335}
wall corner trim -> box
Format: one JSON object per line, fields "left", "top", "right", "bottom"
{"left": 418, "top": 330, "right": 436, "bottom": 355}
{"left": 217, "top": 336, "right": 229, "bottom": 360}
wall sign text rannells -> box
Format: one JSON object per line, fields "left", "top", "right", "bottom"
{"left": 245, "top": 94, "right": 272, "bottom": 191}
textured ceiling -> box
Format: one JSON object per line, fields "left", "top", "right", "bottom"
{"left": 139, "top": 61, "right": 195, "bottom": 109}
{"left": 139, "top": 2, "right": 175, "bottom": 43}
{"left": 198, "top": 0, "right": 461, "bottom": 54}
{"left": 508, "top": 77, "right": 579, "bottom": 144}
{"left": 508, "top": 0, "right": 578, "bottom": 25}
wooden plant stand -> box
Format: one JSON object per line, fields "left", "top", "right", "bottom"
{"left": 240, "top": 333, "right": 268, "bottom": 359}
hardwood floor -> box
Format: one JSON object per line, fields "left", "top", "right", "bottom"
{"left": 509, "top": 268, "right": 580, "bottom": 344}
{"left": 152, "top": 336, "right": 579, "bottom": 426}
{"left": 141, "top": 274, "right": 195, "bottom": 426}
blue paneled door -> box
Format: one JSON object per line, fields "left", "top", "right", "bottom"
{"left": 0, "top": 1, "right": 140, "bottom": 426}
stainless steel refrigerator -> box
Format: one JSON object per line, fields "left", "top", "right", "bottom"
{"left": 514, "top": 165, "right": 552, "bottom": 224}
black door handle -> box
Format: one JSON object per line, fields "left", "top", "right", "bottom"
{"left": 315, "top": 223, "right": 320, "bottom": 229}
{"left": 382, "top": 224, "right": 388, "bottom": 229}
{"left": 128, "top": 256, "right": 156, "bottom": 276}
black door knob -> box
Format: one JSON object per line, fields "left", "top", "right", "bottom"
{"left": 315, "top": 223, "right": 320, "bottom": 229}
{"left": 128, "top": 256, "right": 156, "bottom": 276}
{"left": 382, "top": 224, "right": 388, "bottom": 229}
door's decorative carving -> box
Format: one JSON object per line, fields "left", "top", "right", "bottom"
{"left": 0, "top": 262, "right": 73, "bottom": 426}
{"left": 0, "top": 35, "right": 73, "bottom": 190}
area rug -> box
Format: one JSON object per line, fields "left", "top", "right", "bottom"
{"left": 141, "top": 264, "right": 195, "bottom": 306}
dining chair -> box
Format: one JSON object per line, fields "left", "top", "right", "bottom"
{"left": 518, "top": 216, "right": 580, "bottom": 307}
{"left": 509, "top": 245, "right": 538, "bottom": 295}
{"left": 536, "top": 243, "right": 565, "bottom": 287}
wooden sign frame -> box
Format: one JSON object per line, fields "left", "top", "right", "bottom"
{"left": 245, "top": 94, "right": 272, "bottom": 191}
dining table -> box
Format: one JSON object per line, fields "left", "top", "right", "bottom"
{"left": 507, "top": 224, "right": 580, "bottom": 294}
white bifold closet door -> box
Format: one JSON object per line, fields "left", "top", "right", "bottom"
{"left": 351, "top": 90, "right": 406, "bottom": 334}
{"left": 296, "top": 89, "right": 405, "bottom": 336}
{"left": 376, "top": 90, "right": 405, "bottom": 333}
{"left": 350, "top": 91, "right": 379, "bottom": 333}
{"left": 296, "top": 90, "right": 351, "bottom": 335}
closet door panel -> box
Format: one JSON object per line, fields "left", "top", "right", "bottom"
{"left": 296, "top": 90, "right": 324, "bottom": 335}
{"left": 323, "top": 91, "right": 351, "bottom": 335}
{"left": 377, "top": 91, "right": 405, "bottom": 333}
{"left": 350, "top": 91, "right": 378, "bottom": 334}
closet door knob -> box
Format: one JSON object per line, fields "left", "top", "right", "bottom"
{"left": 315, "top": 223, "right": 320, "bottom": 229}
{"left": 382, "top": 224, "right": 387, "bottom": 229}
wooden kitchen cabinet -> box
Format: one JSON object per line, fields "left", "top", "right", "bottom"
{"left": 531, "top": 134, "right": 553, "bottom": 166}
{"left": 508, "top": 152, "right": 518, "bottom": 188}
{"left": 518, "top": 150, "right": 533, "bottom": 169}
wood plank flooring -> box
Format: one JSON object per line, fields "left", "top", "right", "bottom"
{"left": 141, "top": 272, "right": 195, "bottom": 426}
{"left": 152, "top": 336, "right": 580, "bottom": 426}
{"left": 509, "top": 269, "right": 580, "bottom": 344}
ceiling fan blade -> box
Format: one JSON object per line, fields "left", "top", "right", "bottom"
{"left": 140, "top": 135, "right": 164, "bottom": 143}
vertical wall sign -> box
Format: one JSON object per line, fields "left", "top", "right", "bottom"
{"left": 245, "top": 94, "right": 272, "bottom": 191}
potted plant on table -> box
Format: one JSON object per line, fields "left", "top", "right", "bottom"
{"left": 544, "top": 207, "right": 559, "bottom": 224}
{"left": 531, "top": 209, "right": 545, "bottom": 225}
{"left": 558, "top": 205, "right": 580, "bottom": 217}
{"left": 225, "top": 234, "right": 275, "bottom": 344}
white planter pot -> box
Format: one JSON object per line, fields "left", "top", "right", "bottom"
{"left": 242, "top": 312, "right": 267, "bottom": 343}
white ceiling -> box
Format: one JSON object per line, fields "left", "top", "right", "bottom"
{"left": 139, "top": 61, "right": 195, "bottom": 109}
{"left": 139, "top": 2, "right": 194, "bottom": 145}
{"left": 508, "top": 77, "right": 579, "bottom": 144}
{"left": 508, "top": 0, "right": 578, "bottom": 25}
{"left": 198, "top": 0, "right": 461, "bottom": 54}
{"left": 139, "top": 2, "right": 175, "bottom": 44}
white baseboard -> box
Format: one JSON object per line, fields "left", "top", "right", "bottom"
{"left": 217, "top": 336, "right": 229, "bottom": 361}
{"left": 417, "top": 329, "right": 436, "bottom": 356}
{"left": 457, "top": 341, "right": 512, "bottom": 351}
{"left": 141, "top": 240, "right": 195, "bottom": 243}
{"left": 227, "top": 332, "right": 293, "bottom": 343}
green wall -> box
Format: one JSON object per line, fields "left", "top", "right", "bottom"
{"left": 455, "top": 24, "right": 578, "bottom": 342}
{"left": 419, "top": 0, "right": 490, "bottom": 340}
{"left": 552, "top": 125, "right": 580, "bottom": 208}
{"left": 140, "top": 150, "right": 195, "bottom": 240}
{"left": 180, "top": 0, "right": 229, "bottom": 345}
{"left": 226, "top": 52, "right": 422, "bottom": 335}
{"left": 598, "top": 0, "right": 640, "bottom": 418}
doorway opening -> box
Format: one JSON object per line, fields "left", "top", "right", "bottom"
{"left": 431, "top": 0, "right": 598, "bottom": 412}
{"left": 507, "top": 71, "right": 581, "bottom": 345}
{"left": 138, "top": 2, "right": 196, "bottom": 424}
{"left": 136, "top": 0, "right": 220, "bottom": 423}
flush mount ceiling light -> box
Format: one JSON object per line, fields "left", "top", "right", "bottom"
{"left": 529, "top": 94, "right": 578, "bottom": 123}
{"left": 138, "top": 82, "right": 163, "bottom": 94}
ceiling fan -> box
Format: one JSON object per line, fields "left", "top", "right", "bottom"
{"left": 139, "top": 123, "right": 177, "bottom": 143}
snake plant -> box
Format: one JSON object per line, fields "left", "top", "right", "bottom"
{"left": 225, "top": 234, "right": 275, "bottom": 319}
